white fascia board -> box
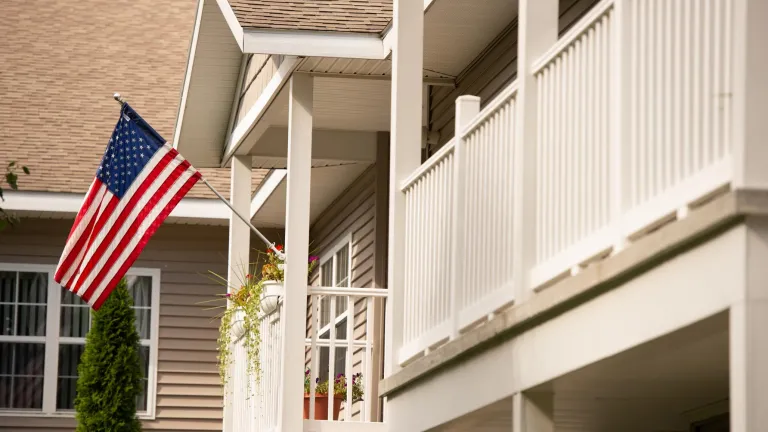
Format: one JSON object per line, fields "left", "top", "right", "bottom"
{"left": 221, "top": 56, "right": 300, "bottom": 166}
{"left": 4, "top": 191, "right": 230, "bottom": 222}
{"left": 250, "top": 169, "right": 286, "bottom": 218}
{"left": 242, "top": 29, "right": 387, "bottom": 60}
{"left": 172, "top": 0, "right": 207, "bottom": 150}
{"left": 215, "top": 0, "right": 244, "bottom": 50}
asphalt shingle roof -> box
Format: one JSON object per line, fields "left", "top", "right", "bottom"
{"left": 228, "top": 0, "right": 393, "bottom": 34}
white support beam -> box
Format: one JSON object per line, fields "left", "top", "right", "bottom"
{"left": 276, "top": 74, "right": 313, "bottom": 432}
{"left": 513, "top": 392, "right": 555, "bottom": 432}
{"left": 730, "top": 218, "right": 768, "bottom": 432}
{"left": 513, "top": 0, "right": 559, "bottom": 300}
{"left": 224, "top": 154, "right": 252, "bottom": 430}
{"left": 384, "top": 0, "right": 424, "bottom": 382}
{"left": 243, "top": 30, "right": 387, "bottom": 59}
{"left": 732, "top": 0, "right": 768, "bottom": 189}
{"left": 249, "top": 127, "right": 378, "bottom": 162}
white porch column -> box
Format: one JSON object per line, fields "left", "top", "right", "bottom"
{"left": 730, "top": 218, "right": 768, "bottom": 432}
{"left": 513, "top": 0, "right": 559, "bottom": 300}
{"left": 277, "top": 73, "right": 313, "bottom": 432}
{"left": 732, "top": 0, "right": 768, "bottom": 189}
{"left": 224, "top": 154, "right": 252, "bottom": 431}
{"left": 384, "top": 0, "right": 423, "bottom": 379}
{"left": 512, "top": 392, "right": 555, "bottom": 432}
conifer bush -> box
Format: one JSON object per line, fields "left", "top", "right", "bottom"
{"left": 75, "top": 278, "right": 143, "bottom": 432}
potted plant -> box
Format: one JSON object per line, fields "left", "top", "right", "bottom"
{"left": 303, "top": 369, "right": 364, "bottom": 420}
{"left": 259, "top": 245, "right": 319, "bottom": 315}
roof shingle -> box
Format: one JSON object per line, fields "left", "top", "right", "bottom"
{"left": 228, "top": 0, "right": 393, "bottom": 34}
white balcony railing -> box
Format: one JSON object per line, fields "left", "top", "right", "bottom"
{"left": 398, "top": 0, "right": 735, "bottom": 365}
{"left": 230, "top": 287, "right": 387, "bottom": 431}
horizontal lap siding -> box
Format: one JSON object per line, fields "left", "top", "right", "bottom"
{"left": 428, "top": 0, "right": 599, "bottom": 151}
{"left": 305, "top": 167, "right": 380, "bottom": 420}
{"left": 0, "top": 219, "right": 229, "bottom": 431}
{"left": 235, "top": 54, "right": 282, "bottom": 126}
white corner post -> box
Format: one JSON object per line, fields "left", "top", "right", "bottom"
{"left": 384, "top": 0, "right": 424, "bottom": 380}
{"left": 730, "top": 219, "right": 768, "bottom": 431}
{"left": 277, "top": 73, "right": 313, "bottom": 432}
{"left": 513, "top": 392, "right": 555, "bottom": 432}
{"left": 223, "top": 154, "right": 252, "bottom": 431}
{"left": 513, "top": 0, "right": 559, "bottom": 301}
{"left": 732, "top": 0, "right": 768, "bottom": 189}
{"left": 449, "top": 96, "right": 480, "bottom": 339}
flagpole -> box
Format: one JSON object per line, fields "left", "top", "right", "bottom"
{"left": 113, "top": 93, "right": 286, "bottom": 261}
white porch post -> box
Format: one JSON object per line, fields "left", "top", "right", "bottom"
{"left": 730, "top": 219, "right": 768, "bottom": 432}
{"left": 224, "top": 154, "right": 252, "bottom": 431}
{"left": 277, "top": 73, "right": 313, "bottom": 432}
{"left": 513, "top": 0, "right": 559, "bottom": 300}
{"left": 384, "top": 0, "right": 423, "bottom": 379}
{"left": 512, "top": 392, "right": 555, "bottom": 432}
{"left": 732, "top": 0, "right": 768, "bottom": 189}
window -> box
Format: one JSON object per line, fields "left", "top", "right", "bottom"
{"left": 0, "top": 265, "right": 160, "bottom": 418}
{"left": 317, "top": 239, "right": 351, "bottom": 382}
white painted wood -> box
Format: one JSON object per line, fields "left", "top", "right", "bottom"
{"left": 513, "top": 392, "right": 554, "bottom": 432}
{"left": 385, "top": 0, "right": 424, "bottom": 379}
{"left": 242, "top": 30, "right": 386, "bottom": 59}
{"left": 41, "top": 269, "right": 60, "bottom": 414}
{"left": 214, "top": 0, "right": 244, "bottom": 50}
{"left": 732, "top": 0, "right": 768, "bottom": 189}
{"left": 277, "top": 73, "right": 314, "bottom": 432}
{"left": 171, "top": 0, "right": 206, "bottom": 151}
{"left": 250, "top": 169, "right": 287, "bottom": 218}
{"left": 515, "top": 0, "right": 560, "bottom": 302}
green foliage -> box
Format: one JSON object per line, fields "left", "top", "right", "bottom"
{"left": 0, "top": 161, "right": 30, "bottom": 231}
{"left": 75, "top": 279, "right": 143, "bottom": 432}
{"left": 304, "top": 369, "right": 364, "bottom": 403}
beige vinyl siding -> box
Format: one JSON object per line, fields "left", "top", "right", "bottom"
{"left": 0, "top": 219, "right": 229, "bottom": 432}
{"left": 428, "top": 0, "right": 600, "bottom": 150}
{"left": 304, "top": 166, "right": 382, "bottom": 420}
{"left": 235, "top": 54, "right": 283, "bottom": 126}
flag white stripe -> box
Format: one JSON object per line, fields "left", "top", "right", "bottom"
{"left": 88, "top": 168, "right": 196, "bottom": 306}
{"left": 68, "top": 146, "right": 172, "bottom": 293}
{"left": 56, "top": 179, "right": 99, "bottom": 267}
{"left": 75, "top": 151, "right": 184, "bottom": 296}
{"left": 58, "top": 183, "right": 109, "bottom": 286}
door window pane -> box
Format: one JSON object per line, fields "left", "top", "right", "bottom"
{"left": 0, "top": 343, "right": 45, "bottom": 410}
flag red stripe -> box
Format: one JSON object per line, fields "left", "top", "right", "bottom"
{"left": 54, "top": 181, "right": 104, "bottom": 282}
{"left": 92, "top": 172, "right": 200, "bottom": 309}
{"left": 82, "top": 160, "right": 191, "bottom": 303}
{"left": 69, "top": 151, "right": 177, "bottom": 295}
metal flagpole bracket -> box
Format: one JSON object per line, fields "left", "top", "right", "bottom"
{"left": 111, "top": 93, "right": 286, "bottom": 262}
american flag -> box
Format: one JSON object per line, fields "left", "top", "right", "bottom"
{"left": 55, "top": 103, "right": 201, "bottom": 309}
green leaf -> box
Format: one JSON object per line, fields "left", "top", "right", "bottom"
{"left": 0, "top": 187, "right": 4, "bottom": 201}
{"left": 22, "top": 166, "right": 29, "bottom": 175}
{"left": 8, "top": 161, "right": 15, "bottom": 168}
{"left": 6, "top": 172, "right": 18, "bottom": 190}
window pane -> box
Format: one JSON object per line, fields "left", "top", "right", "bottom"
{"left": 56, "top": 344, "right": 84, "bottom": 410}
{"left": 126, "top": 276, "right": 152, "bottom": 308}
{"left": 18, "top": 273, "right": 47, "bottom": 304}
{"left": 335, "top": 246, "right": 349, "bottom": 287}
{"left": 0, "top": 272, "right": 16, "bottom": 303}
{"left": 321, "top": 262, "right": 332, "bottom": 287}
{"left": 0, "top": 304, "right": 13, "bottom": 336}
{"left": 0, "top": 343, "right": 45, "bottom": 410}
{"left": 61, "top": 288, "right": 85, "bottom": 305}
{"left": 60, "top": 305, "right": 90, "bottom": 338}
{"left": 134, "top": 308, "right": 150, "bottom": 340}
{"left": 137, "top": 346, "right": 149, "bottom": 412}
{"left": 16, "top": 305, "right": 46, "bottom": 336}
{"left": 320, "top": 297, "right": 331, "bottom": 329}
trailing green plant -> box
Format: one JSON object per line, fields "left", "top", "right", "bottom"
{"left": 304, "top": 369, "right": 364, "bottom": 403}
{"left": 74, "top": 278, "right": 143, "bottom": 432}
{"left": 207, "top": 266, "right": 263, "bottom": 391}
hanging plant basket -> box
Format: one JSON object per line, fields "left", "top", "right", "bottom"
{"left": 230, "top": 307, "right": 247, "bottom": 339}
{"left": 260, "top": 280, "right": 284, "bottom": 315}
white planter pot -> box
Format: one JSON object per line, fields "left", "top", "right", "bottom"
{"left": 231, "top": 307, "right": 247, "bottom": 339}
{"left": 260, "top": 280, "right": 284, "bottom": 315}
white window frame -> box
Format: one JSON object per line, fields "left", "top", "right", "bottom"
{"left": 0, "top": 263, "right": 161, "bottom": 420}
{"left": 317, "top": 235, "right": 353, "bottom": 337}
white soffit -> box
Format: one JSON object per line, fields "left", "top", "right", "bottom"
{"left": 174, "top": 0, "right": 243, "bottom": 168}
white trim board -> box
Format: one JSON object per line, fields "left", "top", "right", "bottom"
{"left": 250, "top": 169, "right": 286, "bottom": 217}
{"left": 171, "top": 0, "right": 206, "bottom": 151}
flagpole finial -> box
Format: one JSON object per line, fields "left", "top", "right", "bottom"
{"left": 113, "top": 93, "right": 126, "bottom": 106}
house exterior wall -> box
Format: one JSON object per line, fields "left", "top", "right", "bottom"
{"left": 428, "top": 0, "right": 599, "bottom": 150}
{"left": 0, "top": 218, "right": 230, "bottom": 431}
{"left": 304, "top": 165, "right": 386, "bottom": 420}
{"left": 234, "top": 55, "right": 284, "bottom": 126}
